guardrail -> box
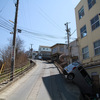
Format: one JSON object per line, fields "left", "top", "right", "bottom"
{"left": 0, "top": 61, "right": 35, "bottom": 85}
{"left": 54, "top": 61, "right": 63, "bottom": 74}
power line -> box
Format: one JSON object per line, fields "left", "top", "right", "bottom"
{"left": 21, "top": 33, "right": 60, "bottom": 43}
{"left": 70, "top": 29, "right": 76, "bottom": 36}
{"left": 0, "top": 24, "right": 12, "bottom": 31}
{"left": 22, "top": 32, "right": 53, "bottom": 41}
{"left": 21, "top": 34, "right": 55, "bottom": 46}
{"left": 0, "top": 0, "right": 9, "bottom": 13}
{"left": 0, "top": 16, "right": 64, "bottom": 40}
{"left": 0, "top": 20, "right": 13, "bottom": 31}
{"left": 0, "top": 22, "right": 13, "bottom": 30}
{"left": 37, "top": 11, "right": 64, "bottom": 33}
{"left": 0, "top": 24, "right": 12, "bottom": 30}
{"left": 38, "top": 7, "right": 64, "bottom": 32}
{"left": 0, "top": 17, "right": 14, "bottom": 31}
{"left": 21, "top": 29, "right": 64, "bottom": 39}
{"left": 0, "top": 16, "right": 14, "bottom": 26}
{"left": 19, "top": 1, "right": 64, "bottom": 34}
{"left": 0, "top": 23, "right": 64, "bottom": 40}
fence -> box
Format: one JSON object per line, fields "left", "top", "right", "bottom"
{"left": 0, "top": 61, "right": 35, "bottom": 85}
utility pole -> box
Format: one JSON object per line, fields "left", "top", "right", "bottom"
{"left": 10, "top": 0, "right": 19, "bottom": 81}
{"left": 30, "top": 44, "right": 33, "bottom": 59}
{"left": 64, "top": 22, "right": 71, "bottom": 64}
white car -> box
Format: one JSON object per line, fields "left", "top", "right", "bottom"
{"left": 38, "top": 56, "right": 42, "bottom": 60}
{"left": 63, "top": 62, "right": 93, "bottom": 95}
{"left": 63, "top": 62, "right": 80, "bottom": 80}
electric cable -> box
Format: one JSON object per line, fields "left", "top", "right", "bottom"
{"left": 0, "top": 0, "right": 9, "bottom": 13}
{"left": 38, "top": 7, "right": 64, "bottom": 32}
{"left": 0, "top": 24, "right": 12, "bottom": 31}
{"left": 0, "top": 16, "right": 14, "bottom": 26}
{"left": 0, "top": 17, "right": 64, "bottom": 40}
{"left": 70, "top": 29, "right": 76, "bottom": 36}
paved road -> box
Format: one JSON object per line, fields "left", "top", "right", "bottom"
{"left": 0, "top": 60, "right": 81, "bottom": 100}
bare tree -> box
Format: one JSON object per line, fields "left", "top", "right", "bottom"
{"left": 0, "top": 37, "right": 27, "bottom": 69}
{"left": 8, "top": 37, "right": 24, "bottom": 56}
{"left": 0, "top": 46, "right": 12, "bottom": 68}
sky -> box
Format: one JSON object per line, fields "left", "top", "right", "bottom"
{"left": 0, "top": 0, "right": 80, "bottom": 51}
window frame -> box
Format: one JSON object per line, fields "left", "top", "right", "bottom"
{"left": 52, "top": 47, "right": 57, "bottom": 53}
{"left": 43, "top": 48, "right": 45, "bottom": 50}
{"left": 87, "top": 0, "right": 96, "bottom": 9}
{"left": 94, "top": 40, "right": 100, "bottom": 56}
{"left": 78, "top": 6, "right": 85, "bottom": 20}
{"left": 82, "top": 46, "right": 89, "bottom": 59}
{"left": 60, "top": 47, "right": 64, "bottom": 52}
{"left": 90, "top": 14, "right": 99, "bottom": 31}
{"left": 80, "top": 25, "right": 87, "bottom": 38}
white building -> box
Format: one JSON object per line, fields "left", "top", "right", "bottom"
{"left": 38, "top": 46, "right": 51, "bottom": 60}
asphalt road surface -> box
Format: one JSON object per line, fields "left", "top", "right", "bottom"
{"left": 0, "top": 60, "right": 81, "bottom": 100}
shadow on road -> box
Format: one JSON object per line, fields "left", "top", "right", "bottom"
{"left": 42, "top": 61, "right": 53, "bottom": 64}
{"left": 43, "top": 67, "right": 56, "bottom": 69}
{"left": 42, "top": 74, "right": 81, "bottom": 100}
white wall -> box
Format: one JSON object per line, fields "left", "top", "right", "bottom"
{"left": 39, "top": 46, "right": 51, "bottom": 53}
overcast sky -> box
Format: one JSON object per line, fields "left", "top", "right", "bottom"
{"left": 0, "top": 0, "right": 80, "bottom": 51}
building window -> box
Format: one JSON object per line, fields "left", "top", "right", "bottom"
{"left": 80, "top": 25, "right": 87, "bottom": 38}
{"left": 94, "top": 40, "right": 100, "bottom": 55}
{"left": 91, "top": 15, "right": 99, "bottom": 31}
{"left": 60, "top": 47, "right": 64, "bottom": 52}
{"left": 52, "top": 48, "right": 57, "bottom": 53}
{"left": 88, "top": 0, "right": 96, "bottom": 9}
{"left": 78, "top": 6, "right": 84, "bottom": 20}
{"left": 82, "top": 46, "right": 89, "bottom": 59}
{"left": 39, "top": 48, "right": 41, "bottom": 51}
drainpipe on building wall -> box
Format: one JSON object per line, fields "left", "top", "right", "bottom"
{"left": 77, "top": 37, "right": 82, "bottom": 63}
{"left": 99, "top": 13, "right": 100, "bottom": 24}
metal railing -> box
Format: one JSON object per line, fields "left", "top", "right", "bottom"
{"left": 0, "top": 61, "right": 35, "bottom": 84}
